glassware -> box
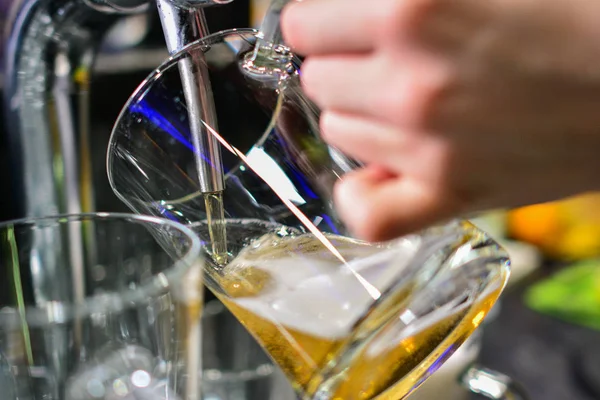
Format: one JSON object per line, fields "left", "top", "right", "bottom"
{"left": 201, "top": 300, "right": 296, "bottom": 400}
{"left": 407, "top": 331, "right": 483, "bottom": 400}
{"left": 106, "top": 28, "right": 511, "bottom": 400}
{"left": 0, "top": 213, "right": 203, "bottom": 400}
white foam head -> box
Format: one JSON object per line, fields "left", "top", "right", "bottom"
{"left": 224, "top": 233, "right": 420, "bottom": 339}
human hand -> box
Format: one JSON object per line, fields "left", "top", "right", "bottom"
{"left": 281, "top": 0, "right": 600, "bottom": 241}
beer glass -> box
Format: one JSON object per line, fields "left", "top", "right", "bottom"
{"left": 0, "top": 213, "right": 203, "bottom": 400}
{"left": 107, "top": 29, "right": 511, "bottom": 399}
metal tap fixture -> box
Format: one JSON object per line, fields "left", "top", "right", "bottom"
{"left": 156, "top": 0, "right": 229, "bottom": 195}
{"left": 461, "top": 364, "right": 530, "bottom": 400}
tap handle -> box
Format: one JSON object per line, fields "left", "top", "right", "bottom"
{"left": 156, "top": 0, "right": 226, "bottom": 194}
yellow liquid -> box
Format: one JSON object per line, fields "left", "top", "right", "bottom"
{"left": 210, "top": 229, "right": 505, "bottom": 400}
{"left": 204, "top": 191, "right": 228, "bottom": 266}
{"left": 220, "top": 287, "right": 500, "bottom": 400}
{"left": 338, "top": 289, "right": 500, "bottom": 400}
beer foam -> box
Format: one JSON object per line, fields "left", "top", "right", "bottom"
{"left": 225, "top": 235, "right": 420, "bottom": 339}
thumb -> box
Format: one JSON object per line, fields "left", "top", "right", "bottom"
{"left": 334, "top": 166, "right": 461, "bottom": 242}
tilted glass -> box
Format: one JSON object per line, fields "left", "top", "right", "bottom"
{"left": 107, "top": 28, "right": 510, "bottom": 400}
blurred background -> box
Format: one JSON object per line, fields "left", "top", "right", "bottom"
{"left": 2, "top": 2, "right": 600, "bottom": 399}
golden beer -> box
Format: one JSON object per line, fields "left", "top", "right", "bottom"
{"left": 208, "top": 224, "right": 504, "bottom": 400}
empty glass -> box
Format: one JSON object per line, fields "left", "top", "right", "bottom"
{"left": 0, "top": 213, "right": 203, "bottom": 400}
{"left": 106, "top": 28, "right": 511, "bottom": 400}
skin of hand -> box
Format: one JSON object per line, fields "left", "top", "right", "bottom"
{"left": 280, "top": 0, "right": 600, "bottom": 242}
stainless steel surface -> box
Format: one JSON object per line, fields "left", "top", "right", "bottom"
{"left": 157, "top": 0, "right": 225, "bottom": 194}
{"left": 461, "top": 365, "right": 530, "bottom": 400}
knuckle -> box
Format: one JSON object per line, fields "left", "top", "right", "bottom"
{"left": 319, "top": 112, "right": 340, "bottom": 144}
{"left": 299, "top": 59, "right": 321, "bottom": 100}
{"left": 378, "top": 0, "right": 439, "bottom": 41}
{"left": 375, "top": 62, "right": 451, "bottom": 129}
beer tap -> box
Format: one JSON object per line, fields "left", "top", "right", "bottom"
{"left": 156, "top": 0, "right": 230, "bottom": 263}
{"left": 156, "top": 0, "right": 228, "bottom": 200}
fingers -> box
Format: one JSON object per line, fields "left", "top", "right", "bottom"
{"left": 334, "top": 166, "right": 461, "bottom": 242}
{"left": 320, "top": 111, "right": 416, "bottom": 169}
{"left": 302, "top": 53, "right": 450, "bottom": 128}
{"left": 281, "top": 0, "right": 393, "bottom": 55}
{"left": 301, "top": 54, "right": 382, "bottom": 115}
{"left": 282, "top": 0, "right": 500, "bottom": 57}
{"left": 320, "top": 110, "right": 451, "bottom": 179}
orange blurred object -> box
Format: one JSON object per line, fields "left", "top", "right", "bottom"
{"left": 508, "top": 193, "right": 600, "bottom": 260}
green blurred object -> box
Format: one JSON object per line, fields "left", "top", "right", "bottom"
{"left": 525, "top": 260, "right": 600, "bottom": 330}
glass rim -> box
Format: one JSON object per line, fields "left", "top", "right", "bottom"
{"left": 106, "top": 27, "right": 259, "bottom": 196}
{"left": 0, "top": 212, "right": 203, "bottom": 327}
{"left": 195, "top": 218, "right": 510, "bottom": 323}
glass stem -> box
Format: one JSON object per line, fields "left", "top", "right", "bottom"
{"left": 258, "top": 0, "right": 293, "bottom": 46}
